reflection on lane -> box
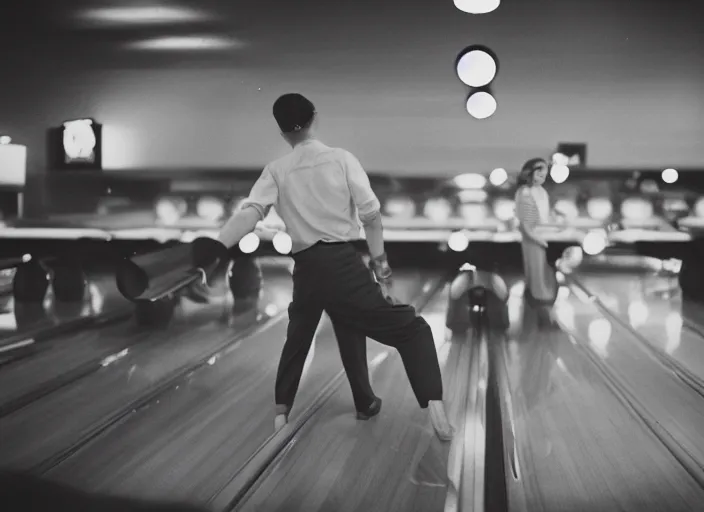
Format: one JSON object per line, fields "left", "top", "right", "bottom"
{"left": 571, "top": 271, "right": 704, "bottom": 378}
{"left": 500, "top": 276, "right": 704, "bottom": 511}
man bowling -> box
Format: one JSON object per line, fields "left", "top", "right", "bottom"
{"left": 200, "top": 93, "right": 453, "bottom": 441}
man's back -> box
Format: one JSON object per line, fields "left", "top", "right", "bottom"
{"left": 245, "top": 139, "right": 380, "bottom": 253}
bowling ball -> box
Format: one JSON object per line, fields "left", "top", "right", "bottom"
{"left": 51, "top": 263, "right": 87, "bottom": 302}
{"left": 228, "top": 257, "right": 263, "bottom": 299}
{"left": 12, "top": 260, "right": 50, "bottom": 303}
{"left": 192, "top": 237, "right": 228, "bottom": 269}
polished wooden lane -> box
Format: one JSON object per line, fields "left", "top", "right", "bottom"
{"left": 550, "top": 274, "right": 704, "bottom": 471}
{"left": 498, "top": 277, "right": 704, "bottom": 511}
{"left": 571, "top": 268, "right": 704, "bottom": 384}
{"left": 233, "top": 284, "right": 455, "bottom": 512}
{"left": 0, "top": 260, "right": 294, "bottom": 471}
{"left": 42, "top": 270, "right": 436, "bottom": 506}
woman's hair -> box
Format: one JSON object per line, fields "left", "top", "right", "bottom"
{"left": 273, "top": 93, "right": 316, "bottom": 134}
{"left": 516, "top": 157, "right": 548, "bottom": 188}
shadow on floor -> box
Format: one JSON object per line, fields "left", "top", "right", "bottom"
{"left": 0, "top": 471, "right": 210, "bottom": 512}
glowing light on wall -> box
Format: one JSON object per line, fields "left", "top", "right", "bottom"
{"left": 423, "top": 198, "right": 453, "bottom": 222}
{"left": 459, "top": 203, "right": 489, "bottom": 223}
{"left": 661, "top": 168, "right": 678, "bottom": 184}
{"left": 155, "top": 197, "right": 187, "bottom": 225}
{"left": 466, "top": 91, "right": 497, "bottom": 119}
{"left": 126, "top": 36, "right": 245, "bottom": 51}
{"left": 0, "top": 136, "right": 11, "bottom": 145}
{"left": 492, "top": 198, "right": 515, "bottom": 221}
{"left": 621, "top": 197, "right": 654, "bottom": 221}
{"left": 196, "top": 196, "right": 225, "bottom": 222}
{"left": 453, "top": 0, "right": 501, "bottom": 14}
{"left": 694, "top": 198, "right": 704, "bottom": 218}
{"left": 78, "top": 6, "right": 211, "bottom": 25}
{"left": 550, "top": 164, "right": 569, "bottom": 184}
{"left": 454, "top": 173, "right": 487, "bottom": 190}
{"left": 586, "top": 197, "right": 613, "bottom": 221}
{"left": 384, "top": 196, "right": 416, "bottom": 218}
{"left": 489, "top": 167, "right": 507, "bottom": 186}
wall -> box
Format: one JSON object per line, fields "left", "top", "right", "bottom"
{"left": 3, "top": 0, "right": 703, "bottom": 213}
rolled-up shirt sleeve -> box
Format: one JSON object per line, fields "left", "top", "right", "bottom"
{"left": 342, "top": 151, "right": 381, "bottom": 223}
{"left": 239, "top": 165, "right": 278, "bottom": 221}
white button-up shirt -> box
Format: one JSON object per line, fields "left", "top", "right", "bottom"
{"left": 240, "top": 139, "right": 381, "bottom": 253}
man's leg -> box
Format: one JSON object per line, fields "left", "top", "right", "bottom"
{"left": 330, "top": 321, "right": 380, "bottom": 419}
{"left": 319, "top": 249, "right": 451, "bottom": 440}
{"left": 274, "top": 274, "right": 323, "bottom": 426}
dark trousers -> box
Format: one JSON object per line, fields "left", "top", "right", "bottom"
{"left": 274, "top": 242, "right": 443, "bottom": 415}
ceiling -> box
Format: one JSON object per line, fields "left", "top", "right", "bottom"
{"left": 6, "top": 0, "right": 702, "bottom": 70}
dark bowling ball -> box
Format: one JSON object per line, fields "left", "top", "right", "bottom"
{"left": 14, "top": 302, "right": 51, "bottom": 330}
{"left": 192, "top": 237, "right": 228, "bottom": 269}
{"left": 51, "top": 263, "right": 87, "bottom": 302}
{"left": 12, "top": 260, "right": 50, "bottom": 303}
{"left": 135, "top": 296, "right": 177, "bottom": 328}
{"left": 678, "top": 239, "right": 704, "bottom": 301}
{"left": 228, "top": 257, "right": 262, "bottom": 299}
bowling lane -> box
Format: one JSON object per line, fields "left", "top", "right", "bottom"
{"left": 231, "top": 282, "right": 452, "bottom": 512}
{"left": 43, "top": 269, "right": 439, "bottom": 505}
{"left": 498, "top": 278, "right": 704, "bottom": 512}
{"left": 569, "top": 267, "right": 704, "bottom": 383}
{"left": 540, "top": 275, "right": 704, "bottom": 477}
{"left": 0, "top": 270, "right": 129, "bottom": 350}
{"left": 0, "top": 258, "right": 294, "bottom": 471}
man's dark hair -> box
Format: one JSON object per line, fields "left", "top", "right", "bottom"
{"left": 273, "top": 93, "right": 316, "bottom": 134}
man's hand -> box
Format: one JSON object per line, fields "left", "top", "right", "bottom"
{"left": 370, "top": 253, "right": 402, "bottom": 305}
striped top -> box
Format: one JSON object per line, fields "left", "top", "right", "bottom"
{"left": 515, "top": 185, "right": 550, "bottom": 230}
{"left": 240, "top": 140, "right": 381, "bottom": 254}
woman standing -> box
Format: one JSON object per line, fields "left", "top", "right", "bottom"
{"left": 515, "top": 158, "right": 559, "bottom": 313}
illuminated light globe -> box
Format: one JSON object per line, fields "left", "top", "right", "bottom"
{"left": 586, "top": 197, "right": 613, "bottom": 221}
{"left": 0, "top": 136, "right": 11, "bottom": 145}
{"left": 196, "top": 196, "right": 225, "bottom": 222}
{"left": 456, "top": 50, "right": 497, "bottom": 88}
{"left": 554, "top": 199, "right": 579, "bottom": 220}
{"left": 552, "top": 152, "right": 569, "bottom": 166}
{"left": 454, "top": 173, "right": 487, "bottom": 190}
{"left": 459, "top": 203, "right": 488, "bottom": 223}
{"left": 695, "top": 197, "right": 704, "bottom": 218}
{"left": 582, "top": 230, "right": 608, "bottom": 256}
{"left": 492, "top": 198, "right": 515, "bottom": 221}
{"left": 550, "top": 164, "right": 570, "bottom": 184}
{"left": 384, "top": 196, "right": 416, "bottom": 218}
{"left": 239, "top": 232, "right": 260, "bottom": 254}
{"left": 621, "top": 197, "right": 653, "bottom": 221}
{"left": 662, "top": 168, "right": 678, "bottom": 184}
{"left": 447, "top": 231, "right": 469, "bottom": 252}
{"left": 453, "top": 0, "right": 500, "bottom": 13}
{"left": 489, "top": 167, "right": 508, "bottom": 187}
{"left": 155, "top": 197, "right": 185, "bottom": 225}
{"left": 466, "top": 92, "right": 497, "bottom": 119}
{"left": 272, "top": 231, "right": 293, "bottom": 255}
{"left": 423, "top": 198, "right": 453, "bottom": 222}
